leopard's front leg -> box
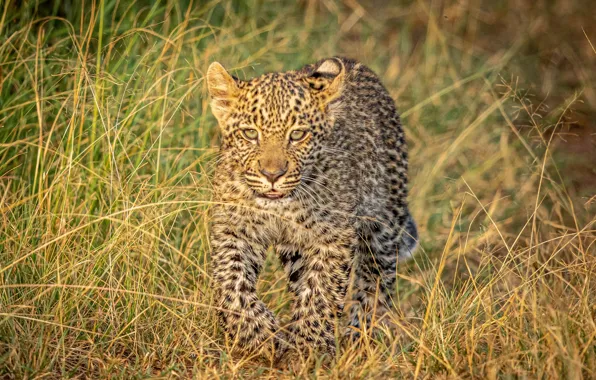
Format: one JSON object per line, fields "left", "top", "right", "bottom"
{"left": 210, "top": 221, "right": 284, "bottom": 357}
{"left": 281, "top": 241, "right": 352, "bottom": 357}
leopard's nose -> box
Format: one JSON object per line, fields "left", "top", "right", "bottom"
{"left": 259, "top": 162, "right": 288, "bottom": 184}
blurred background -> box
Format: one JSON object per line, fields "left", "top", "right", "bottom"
{"left": 0, "top": 0, "right": 594, "bottom": 378}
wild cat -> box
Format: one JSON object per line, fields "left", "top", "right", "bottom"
{"left": 206, "top": 57, "right": 418, "bottom": 359}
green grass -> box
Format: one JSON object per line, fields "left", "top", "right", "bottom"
{"left": 1, "top": 0, "right": 595, "bottom": 378}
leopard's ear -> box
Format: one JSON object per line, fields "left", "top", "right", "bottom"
{"left": 303, "top": 58, "right": 345, "bottom": 104}
{"left": 206, "top": 62, "right": 239, "bottom": 122}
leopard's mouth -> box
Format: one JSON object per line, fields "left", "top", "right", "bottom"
{"left": 259, "top": 191, "right": 285, "bottom": 200}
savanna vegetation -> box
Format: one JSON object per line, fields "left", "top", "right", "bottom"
{"left": 0, "top": 0, "right": 594, "bottom": 378}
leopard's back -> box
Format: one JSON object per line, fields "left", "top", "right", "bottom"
{"left": 307, "top": 58, "right": 409, "bottom": 227}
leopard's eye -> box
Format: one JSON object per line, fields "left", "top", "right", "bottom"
{"left": 289, "top": 129, "right": 308, "bottom": 142}
{"left": 242, "top": 128, "right": 259, "bottom": 141}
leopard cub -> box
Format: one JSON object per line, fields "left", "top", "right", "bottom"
{"left": 206, "top": 57, "right": 418, "bottom": 359}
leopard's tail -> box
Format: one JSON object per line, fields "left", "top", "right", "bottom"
{"left": 398, "top": 211, "right": 418, "bottom": 259}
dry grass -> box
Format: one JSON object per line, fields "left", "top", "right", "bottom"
{"left": 0, "top": 0, "right": 594, "bottom": 378}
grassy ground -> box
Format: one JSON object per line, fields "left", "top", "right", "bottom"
{"left": 1, "top": 0, "right": 595, "bottom": 378}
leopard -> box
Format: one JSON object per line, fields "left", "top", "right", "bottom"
{"left": 206, "top": 57, "right": 418, "bottom": 361}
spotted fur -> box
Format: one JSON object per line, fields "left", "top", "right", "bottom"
{"left": 206, "top": 57, "right": 418, "bottom": 360}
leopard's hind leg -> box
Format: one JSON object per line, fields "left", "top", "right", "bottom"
{"left": 348, "top": 211, "right": 418, "bottom": 338}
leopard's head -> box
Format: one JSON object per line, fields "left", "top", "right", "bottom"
{"left": 206, "top": 58, "right": 345, "bottom": 200}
